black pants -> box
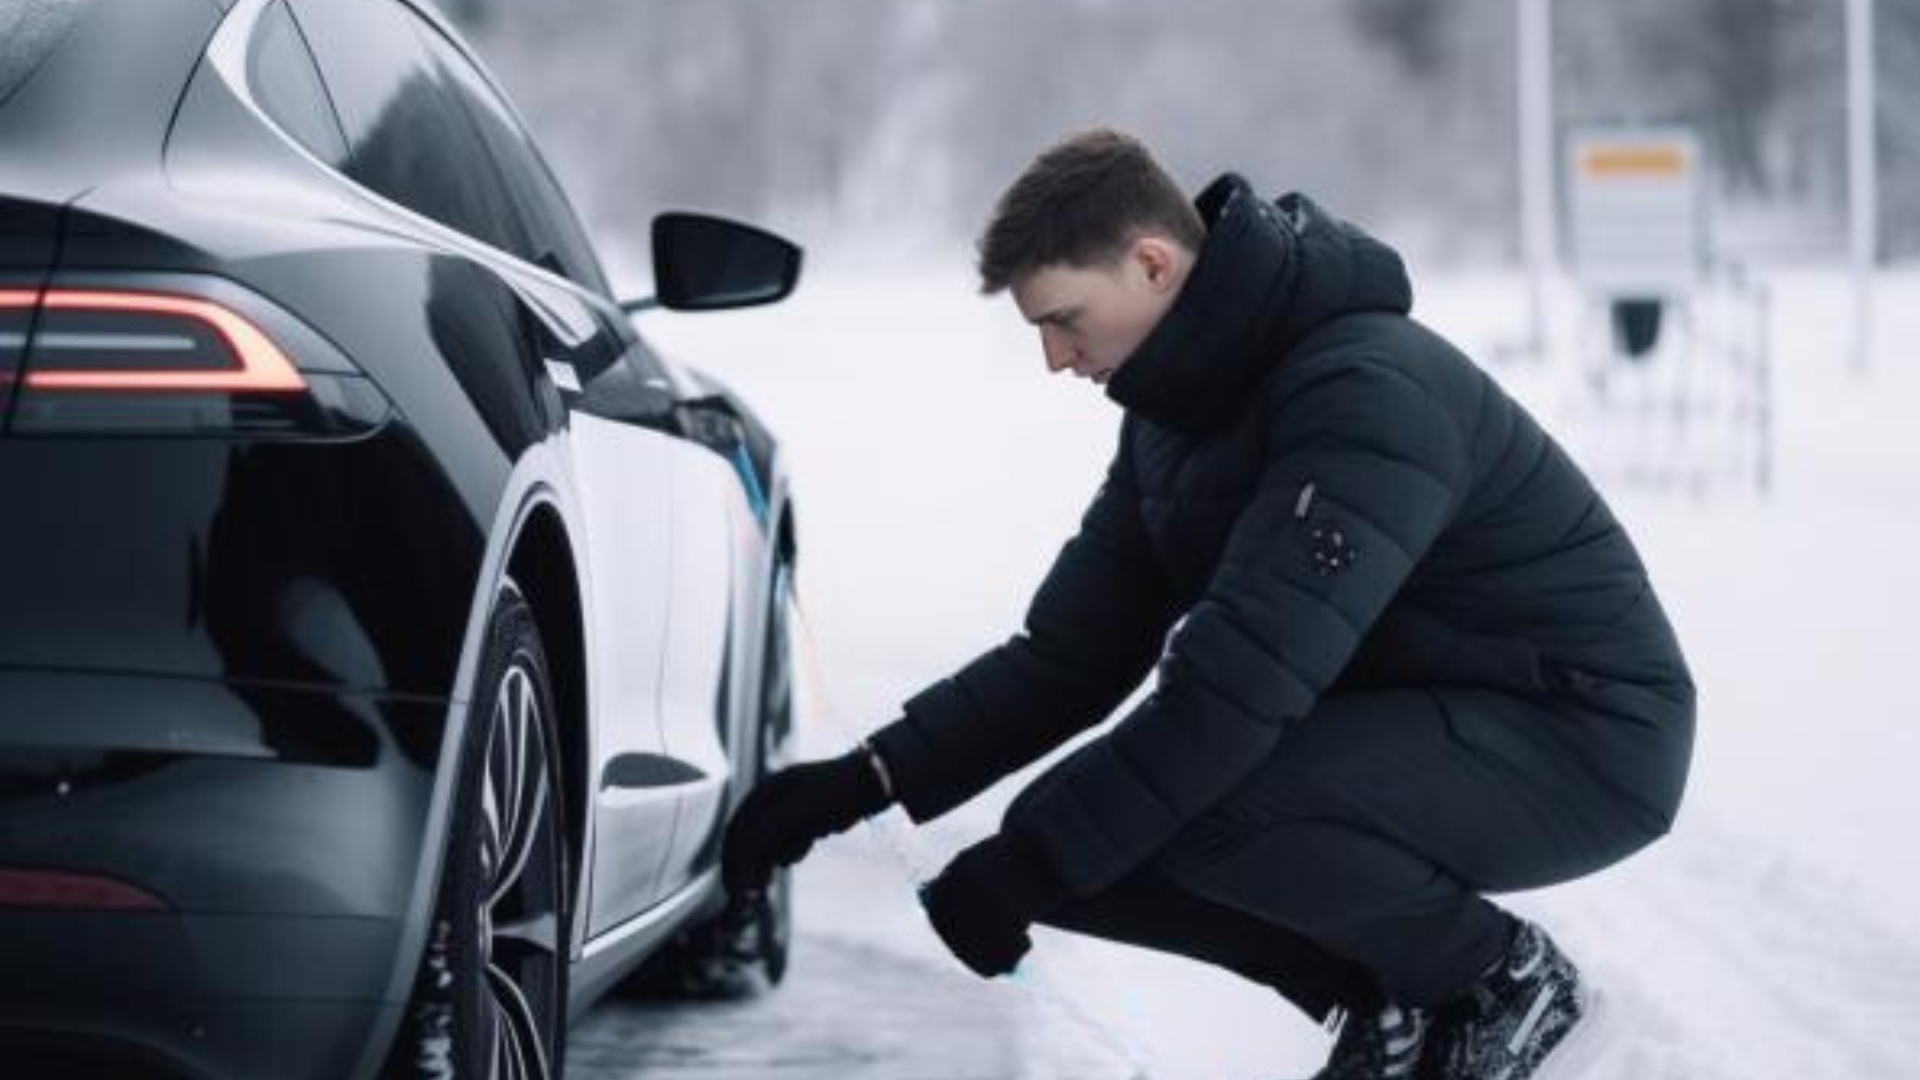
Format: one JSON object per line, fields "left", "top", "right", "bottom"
{"left": 1009, "top": 686, "right": 1684, "bottom": 1018}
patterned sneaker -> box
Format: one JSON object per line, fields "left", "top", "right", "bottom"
{"left": 1297, "top": 1001, "right": 1430, "bottom": 1079}
{"left": 1424, "top": 919, "right": 1595, "bottom": 1080}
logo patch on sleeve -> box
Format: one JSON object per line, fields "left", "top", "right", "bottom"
{"left": 1308, "top": 521, "right": 1359, "bottom": 575}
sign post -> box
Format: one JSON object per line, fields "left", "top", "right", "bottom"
{"left": 1516, "top": 0, "right": 1556, "bottom": 360}
{"left": 1847, "top": 0, "right": 1877, "bottom": 375}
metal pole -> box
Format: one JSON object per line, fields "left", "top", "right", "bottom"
{"left": 1518, "top": 0, "right": 1556, "bottom": 360}
{"left": 1757, "top": 280, "right": 1773, "bottom": 496}
{"left": 1847, "top": 0, "right": 1877, "bottom": 374}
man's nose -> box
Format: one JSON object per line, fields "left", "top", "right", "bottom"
{"left": 1041, "top": 329, "right": 1075, "bottom": 373}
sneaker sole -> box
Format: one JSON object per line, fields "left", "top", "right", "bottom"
{"left": 1527, "top": 980, "right": 1610, "bottom": 1080}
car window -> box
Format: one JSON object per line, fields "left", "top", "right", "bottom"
{"left": 247, "top": 0, "right": 347, "bottom": 166}
{"left": 580, "top": 348, "right": 677, "bottom": 423}
{"left": 409, "top": 17, "right": 613, "bottom": 298}
{"left": 286, "top": 0, "right": 528, "bottom": 258}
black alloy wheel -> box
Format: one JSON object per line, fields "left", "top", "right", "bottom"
{"left": 390, "top": 580, "right": 568, "bottom": 1080}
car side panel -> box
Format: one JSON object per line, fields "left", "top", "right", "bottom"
{"left": 652, "top": 442, "right": 772, "bottom": 895}
{"left": 566, "top": 410, "right": 682, "bottom": 934}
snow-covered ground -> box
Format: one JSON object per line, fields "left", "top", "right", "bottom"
{"left": 636, "top": 254, "right": 1920, "bottom": 1080}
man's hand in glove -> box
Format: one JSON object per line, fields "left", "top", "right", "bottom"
{"left": 919, "top": 833, "right": 1071, "bottom": 978}
{"left": 722, "top": 744, "right": 892, "bottom": 895}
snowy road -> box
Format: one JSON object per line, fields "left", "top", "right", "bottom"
{"left": 566, "top": 933, "right": 1052, "bottom": 1080}
{"left": 567, "top": 838, "right": 1155, "bottom": 1080}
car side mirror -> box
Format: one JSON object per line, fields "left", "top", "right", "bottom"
{"left": 640, "top": 213, "right": 802, "bottom": 313}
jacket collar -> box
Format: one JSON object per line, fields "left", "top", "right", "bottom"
{"left": 1103, "top": 173, "right": 1298, "bottom": 435}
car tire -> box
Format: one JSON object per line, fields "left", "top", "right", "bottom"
{"left": 619, "top": 559, "right": 797, "bottom": 1000}
{"left": 386, "top": 578, "right": 569, "bottom": 1079}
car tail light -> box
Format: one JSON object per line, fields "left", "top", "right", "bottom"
{"left": 25, "top": 290, "right": 307, "bottom": 393}
{"left": 0, "top": 867, "right": 168, "bottom": 912}
{"left": 2, "top": 286, "right": 390, "bottom": 437}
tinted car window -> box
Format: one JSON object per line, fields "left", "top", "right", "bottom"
{"left": 248, "top": 0, "right": 347, "bottom": 166}
{"left": 409, "top": 20, "right": 612, "bottom": 297}
{"left": 287, "top": 0, "right": 527, "bottom": 258}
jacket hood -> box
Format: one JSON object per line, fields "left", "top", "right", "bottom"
{"left": 1105, "top": 173, "right": 1413, "bottom": 434}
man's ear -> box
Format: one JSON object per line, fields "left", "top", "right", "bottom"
{"left": 1132, "top": 236, "right": 1185, "bottom": 292}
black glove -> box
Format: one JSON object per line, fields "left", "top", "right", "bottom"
{"left": 722, "top": 746, "right": 893, "bottom": 895}
{"left": 919, "top": 832, "right": 1071, "bottom": 978}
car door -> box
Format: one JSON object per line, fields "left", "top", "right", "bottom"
{"left": 569, "top": 329, "right": 765, "bottom": 912}
{"left": 650, "top": 402, "right": 762, "bottom": 896}
{"left": 564, "top": 344, "right": 687, "bottom": 932}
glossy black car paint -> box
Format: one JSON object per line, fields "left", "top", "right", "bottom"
{"left": 0, "top": 1, "right": 799, "bottom": 1076}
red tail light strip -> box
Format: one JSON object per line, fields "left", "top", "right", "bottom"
{"left": 0, "top": 867, "right": 168, "bottom": 912}
{"left": 15, "top": 290, "right": 307, "bottom": 393}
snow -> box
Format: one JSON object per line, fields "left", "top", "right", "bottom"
{"left": 636, "top": 254, "right": 1920, "bottom": 1079}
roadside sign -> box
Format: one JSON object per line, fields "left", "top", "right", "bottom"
{"left": 1566, "top": 126, "right": 1704, "bottom": 295}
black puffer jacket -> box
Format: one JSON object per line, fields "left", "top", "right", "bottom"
{"left": 870, "top": 174, "right": 1696, "bottom": 899}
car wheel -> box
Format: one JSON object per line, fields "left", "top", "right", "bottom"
{"left": 621, "top": 559, "right": 796, "bottom": 999}
{"left": 388, "top": 579, "right": 568, "bottom": 1079}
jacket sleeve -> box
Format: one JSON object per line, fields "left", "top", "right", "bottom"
{"left": 1002, "top": 357, "right": 1469, "bottom": 897}
{"left": 868, "top": 422, "right": 1181, "bottom": 824}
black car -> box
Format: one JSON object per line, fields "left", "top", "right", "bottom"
{"left": 1, "top": 0, "right": 806, "bottom": 1076}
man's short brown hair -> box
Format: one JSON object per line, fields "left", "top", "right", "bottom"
{"left": 976, "top": 128, "right": 1206, "bottom": 295}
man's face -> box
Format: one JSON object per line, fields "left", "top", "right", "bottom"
{"left": 1010, "top": 236, "right": 1191, "bottom": 385}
